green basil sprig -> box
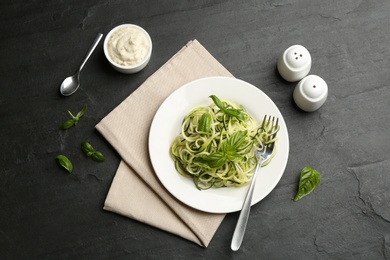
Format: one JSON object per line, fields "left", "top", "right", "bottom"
{"left": 192, "top": 152, "right": 226, "bottom": 169}
{"left": 209, "top": 95, "right": 247, "bottom": 121}
{"left": 222, "top": 130, "right": 247, "bottom": 152}
{"left": 193, "top": 130, "right": 247, "bottom": 169}
{"left": 60, "top": 105, "right": 87, "bottom": 129}
{"left": 81, "top": 141, "right": 105, "bottom": 162}
{"left": 55, "top": 155, "right": 73, "bottom": 173}
{"left": 294, "top": 166, "right": 321, "bottom": 201}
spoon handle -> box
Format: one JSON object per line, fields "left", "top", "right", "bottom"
{"left": 78, "top": 33, "right": 103, "bottom": 72}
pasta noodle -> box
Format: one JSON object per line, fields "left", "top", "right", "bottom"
{"left": 170, "top": 95, "right": 278, "bottom": 190}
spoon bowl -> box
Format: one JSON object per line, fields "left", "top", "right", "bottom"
{"left": 60, "top": 33, "right": 103, "bottom": 96}
{"left": 60, "top": 74, "right": 80, "bottom": 96}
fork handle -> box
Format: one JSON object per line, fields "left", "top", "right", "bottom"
{"left": 231, "top": 161, "right": 262, "bottom": 251}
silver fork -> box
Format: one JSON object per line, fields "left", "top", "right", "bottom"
{"left": 231, "top": 115, "right": 279, "bottom": 251}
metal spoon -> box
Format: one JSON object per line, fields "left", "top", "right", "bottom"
{"left": 60, "top": 33, "right": 103, "bottom": 96}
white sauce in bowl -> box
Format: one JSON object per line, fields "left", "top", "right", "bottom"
{"left": 106, "top": 26, "right": 150, "bottom": 67}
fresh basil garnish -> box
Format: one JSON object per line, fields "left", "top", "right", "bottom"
{"left": 198, "top": 112, "right": 212, "bottom": 133}
{"left": 55, "top": 155, "right": 73, "bottom": 173}
{"left": 222, "top": 130, "right": 247, "bottom": 152}
{"left": 294, "top": 166, "right": 321, "bottom": 201}
{"left": 209, "top": 95, "right": 224, "bottom": 108}
{"left": 225, "top": 150, "right": 243, "bottom": 162}
{"left": 81, "top": 141, "right": 95, "bottom": 156}
{"left": 193, "top": 152, "right": 226, "bottom": 169}
{"left": 91, "top": 151, "right": 105, "bottom": 162}
{"left": 209, "top": 95, "right": 247, "bottom": 121}
{"left": 81, "top": 141, "right": 105, "bottom": 162}
{"left": 60, "top": 105, "right": 87, "bottom": 129}
{"left": 75, "top": 104, "right": 87, "bottom": 118}
{"left": 193, "top": 131, "right": 247, "bottom": 169}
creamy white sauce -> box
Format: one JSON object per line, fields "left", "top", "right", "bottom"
{"left": 107, "top": 26, "right": 150, "bottom": 67}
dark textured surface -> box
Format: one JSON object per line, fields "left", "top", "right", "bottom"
{"left": 1, "top": 0, "right": 390, "bottom": 259}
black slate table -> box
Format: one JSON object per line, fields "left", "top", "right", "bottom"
{"left": 2, "top": 1, "right": 390, "bottom": 259}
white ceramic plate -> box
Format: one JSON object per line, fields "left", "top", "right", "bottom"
{"left": 149, "top": 77, "right": 289, "bottom": 213}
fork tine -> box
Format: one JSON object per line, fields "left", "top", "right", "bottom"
{"left": 261, "top": 115, "right": 267, "bottom": 129}
{"left": 267, "top": 116, "right": 278, "bottom": 149}
{"left": 269, "top": 115, "right": 273, "bottom": 128}
{"left": 264, "top": 115, "right": 272, "bottom": 131}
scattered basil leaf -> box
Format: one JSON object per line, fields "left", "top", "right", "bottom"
{"left": 294, "top": 166, "right": 321, "bottom": 201}
{"left": 81, "top": 141, "right": 105, "bottom": 162}
{"left": 76, "top": 105, "right": 87, "bottom": 118}
{"left": 55, "top": 155, "right": 73, "bottom": 173}
{"left": 198, "top": 112, "right": 212, "bottom": 133}
{"left": 73, "top": 118, "right": 79, "bottom": 126}
{"left": 59, "top": 105, "right": 87, "bottom": 129}
{"left": 60, "top": 119, "right": 75, "bottom": 130}
{"left": 91, "top": 151, "right": 105, "bottom": 162}
{"left": 81, "top": 141, "right": 95, "bottom": 156}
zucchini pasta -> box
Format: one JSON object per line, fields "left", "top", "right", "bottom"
{"left": 170, "top": 95, "right": 278, "bottom": 190}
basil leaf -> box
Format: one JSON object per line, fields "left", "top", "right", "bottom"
{"left": 92, "top": 151, "right": 105, "bottom": 162}
{"left": 198, "top": 112, "right": 212, "bottom": 132}
{"left": 294, "top": 166, "right": 321, "bottom": 201}
{"left": 60, "top": 105, "right": 87, "bottom": 130}
{"left": 222, "top": 130, "right": 247, "bottom": 152}
{"left": 60, "top": 119, "right": 75, "bottom": 129}
{"left": 209, "top": 95, "right": 224, "bottom": 110}
{"left": 81, "top": 142, "right": 95, "bottom": 156}
{"left": 225, "top": 108, "right": 247, "bottom": 121}
{"left": 193, "top": 152, "right": 226, "bottom": 169}
{"left": 55, "top": 155, "right": 73, "bottom": 173}
{"left": 81, "top": 142, "right": 105, "bottom": 162}
{"left": 225, "top": 150, "right": 243, "bottom": 161}
{"left": 209, "top": 95, "right": 246, "bottom": 121}
{"left": 76, "top": 105, "right": 87, "bottom": 118}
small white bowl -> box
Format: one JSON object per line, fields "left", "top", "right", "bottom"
{"left": 293, "top": 75, "right": 328, "bottom": 112}
{"left": 103, "top": 24, "right": 152, "bottom": 74}
{"left": 277, "top": 45, "right": 311, "bottom": 82}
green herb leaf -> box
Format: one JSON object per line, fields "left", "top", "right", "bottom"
{"left": 81, "top": 141, "right": 95, "bottom": 156}
{"left": 225, "top": 108, "right": 247, "bottom": 121}
{"left": 73, "top": 118, "right": 79, "bottom": 126}
{"left": 76, "top": 105, "right": 87, "bottom": 118}
{"left": 209, "top": 95, "right": 225, "bottom": 109}
{"left": 60, "top": 119, "right": 76, "bottom": 129}
{"left": 198, "top": 112, "right": 212, "bottom": 132}
{"left": 225, "top": 150, "right": 243, "bottom": 161}
{"left": 81, "top": 142, "right": 105, "bottom": 162}
{"left": 294, "top": 166, "right": 321, "bottom": 201}
{"left": 209, "top": 95, "right": 246, "bottom": 121}
{"left": 55, "top": 155, "right": 73, "bottom": 173}
{"left": 91, "top": 151, "right": 105, "bottom": 162}
{"left": 222, "top": 130, "right": 247, "bottom": 152}
{"left": 60, "top": 105, "right": 87, "bottom": 130}
{"left": 193, "top": 152, "right": 227, "bottom": 169}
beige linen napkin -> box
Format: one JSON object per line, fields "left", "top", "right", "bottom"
{"left": 96, "top": 40, "right": 233, "bottom": 247}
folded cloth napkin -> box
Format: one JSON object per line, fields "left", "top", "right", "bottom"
{"left": 96, "top": 39, "right": 233, "bottom": 247}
